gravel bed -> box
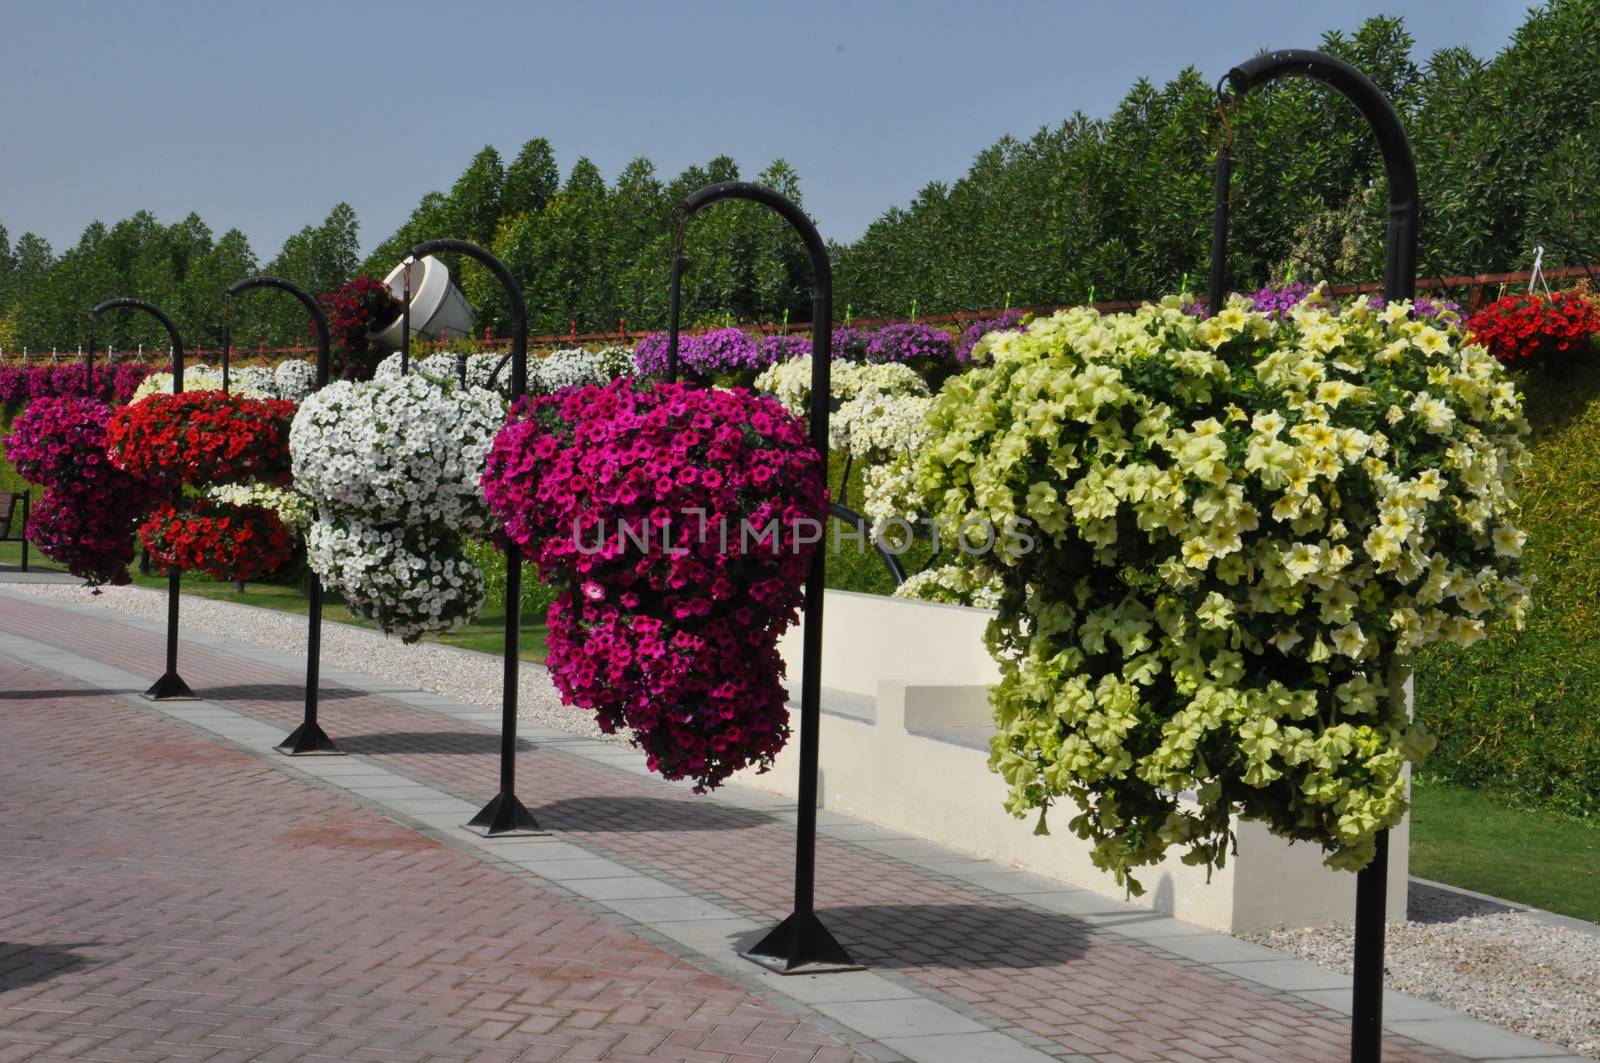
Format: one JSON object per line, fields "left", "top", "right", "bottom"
{"left": 1244, "top": 882, "right": 1600, "bottom": 1058}
{"left": 4, "top": 582, "right": 623, "bottom": 744}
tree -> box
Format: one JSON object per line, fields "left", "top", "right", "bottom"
{"left": 448, "top": 146, "right": 505, "bottom": 249}
{"left": 502, "top": 138, "right": 559, "bottom": 219}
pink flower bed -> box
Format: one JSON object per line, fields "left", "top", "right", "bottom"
{"left": 482, "top": 379, "right": 827, "bottom": 790}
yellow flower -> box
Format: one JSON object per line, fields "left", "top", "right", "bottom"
{"left": 1492, "top": 525, "right": 1526, "bottom": 558}
{"left": 1414, "top": 327, "right": 1450, "bottom": 356}
{"left": 1282, "top": 542, "right": 1321, "bottom": 581}
{"left": 1181, "top": 538, "right": 1215, "bottom": 569}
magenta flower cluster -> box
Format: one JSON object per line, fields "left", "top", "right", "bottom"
{"left": 481, "top": 378, "right": 827, "bottom": 791}
{"left": 955, "top": 309, "right": 1030, "bottom": 363}
{"left": 0, "top": 362, "right": 155, "bottom": 411}
{"left": 4, "top": 397, "right": 162, "bottom": 585}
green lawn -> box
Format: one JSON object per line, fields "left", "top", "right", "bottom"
{"left": 1409, "top": 777, "right": 1600, "bottom": 923}
{"left": 0, "top": 537, "right": 63, "bottom": 571}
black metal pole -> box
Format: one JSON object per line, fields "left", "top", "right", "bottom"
{"left": 666, "top": 182, "right": 857, "bottom": 974}
{"left": 82, "top": 333, "right": 95, "bottom": 398}
{"left": 666, "top": 235, "right": 685, "bottom": 383}
{"left": 95, "top": 298, "right": 197, "bottom": 702}
{"left": 411, "top": 238, "right": 542, "bottom": 838}
{"left": 1214, "top": 49, "right": 1418, "bottom": 1063}
{"left": 400, "top": 260, "right": 413, "bottom": 375}
{"left": 226, "top": 276, "right": 341, "bottom": 757}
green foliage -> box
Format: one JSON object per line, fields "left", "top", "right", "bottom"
{"left": 1415, "top": 351, "right": 1600, "bottom": 817}
{"left": 463, "top": 537, "right": 558, "bottom": 618}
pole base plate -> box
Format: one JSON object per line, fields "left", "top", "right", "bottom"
{"left": 463, "top": 790, "right": 547, "bottom": 837}
{"left": 275, "top": 720, "right": 344, "bottom": 757}
{"left": 741, "top": 911, "right": 862, "bottom": 975}
{"left": 142, "top": 672, "right": 198, "bottom": 702}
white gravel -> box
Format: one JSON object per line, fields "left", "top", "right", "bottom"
{"left": 3, "top": 581, "right": 624, "bottom": 744}
{"left": 1245, "top": 882, "right": 1600, "bottom": 1058}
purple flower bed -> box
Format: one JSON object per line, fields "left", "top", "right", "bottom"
{"left": 863, "top": 322, "right": 953, "bottom": 365}
{"left": 754, "top": 333, "right": 810, "bottom": 364}
{"left": 632, "top": 328, "right": 759, "bottom": 376}
{"left": 830, "top": 326, "right": 872, "bottom": 361}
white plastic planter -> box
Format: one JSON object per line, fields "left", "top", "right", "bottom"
{"left": 368, "top": 255, "right": 476, "bottom": 349}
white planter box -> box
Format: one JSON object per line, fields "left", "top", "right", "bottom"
{"left": 732, "top": 589, "right": 1409, "bottom": 934}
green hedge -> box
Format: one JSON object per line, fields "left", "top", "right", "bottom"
{"left": 1414, "top": 352, "right": 1600, "bottom": 817}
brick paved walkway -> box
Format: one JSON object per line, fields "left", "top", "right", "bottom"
{"left": 2, "top": 587, "right": 1563, "bottom": 1063}
{"left": 0, "top": 656, "right": 863, "bottom": 1063}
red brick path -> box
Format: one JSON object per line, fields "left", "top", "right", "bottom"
{"left": 0, "top": 656, "right": 863, "bottom": 1062}
{"left": 0, "top": 594, "right": 1446, "bottom": 1062}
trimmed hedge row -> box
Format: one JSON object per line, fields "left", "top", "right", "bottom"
{"left": 1415, "top": 355, "right": 1600, "bottom": 816}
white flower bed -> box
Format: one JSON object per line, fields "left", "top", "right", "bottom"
{"left": 131, "top": 361, "right": 317, "bottom": 403}
{"left": 372, "top": 346, "right": 634, "bottom": 398}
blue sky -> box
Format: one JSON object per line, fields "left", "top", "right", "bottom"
{"left": 0, "top": 1, "right": 1529, "bottom": 258}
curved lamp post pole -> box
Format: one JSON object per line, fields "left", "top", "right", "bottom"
{"left": 94, "top": 298, "right": 197, "bottom": 701}
{"left": 225, "top": 276, "right": 342, "bottom": 757}
{"left": 667, "top": 181, "right": 859, "bottom": 974}
{"left": 1210, "top": 50, "right": 1418, "bottom": 1063}
{"left": 410, "top": 238, "right": 543, "bottom": 837}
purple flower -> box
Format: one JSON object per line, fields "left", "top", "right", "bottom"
{"left": 862, "top": 322, "right": 954, "bottom": 365}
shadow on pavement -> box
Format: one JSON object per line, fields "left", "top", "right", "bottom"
{"left": 335, "top": 730, "right": 536, "bottom": 755}
{"left": 0, "top": 942, "right": 102, "bottom": 990}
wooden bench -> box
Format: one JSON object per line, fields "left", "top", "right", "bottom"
{"left": 0, "top": 489, "right": 29, "bottom": 571}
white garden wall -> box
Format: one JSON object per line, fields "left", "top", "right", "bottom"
{"left": 732, "top": 589, "right": 1409, "bottom": 934}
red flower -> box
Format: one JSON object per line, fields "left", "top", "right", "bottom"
{"left": 139, "top": 500, "right": 291, "bottom": 582}
{"left": 105, "top": 392, "right": 297, "bottom": 488}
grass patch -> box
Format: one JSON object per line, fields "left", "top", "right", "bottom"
{"left": 0, "top": 537, "right": 64, "bottom": 571}
{"left": 1409, "top": 776, "right": 1600, "bottom": 923}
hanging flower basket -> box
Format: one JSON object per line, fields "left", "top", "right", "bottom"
{"left": 290, "top": 373, "right": 505, "bottom": 641}
{"left": 139, "top": 499, "right": 292, "bottom": 582}
{"left": 3, "top": 396, "right": 162, "bottom": 585}
{"left": 910, "top": 292, "right": 1530, "bottom": 892}
{"left": 482, "top": 378, "right": 828, "bottom": 791}
{"left": 106, "top": 391, "right": 297, "bottom": 488}
{"left": 1464, "top": 290, "right": 1600, "bottom": 365}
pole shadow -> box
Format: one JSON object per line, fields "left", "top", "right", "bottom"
{"left": 0, "top": 942, "right": 102, "bottom": 990}
{"left": 334, "top": 731, "right": 535, "bottom": 756}
{"left": 194, "top": 684, "right": 366, "bottom": 702}
{"left": 531, "top": 795, "right": 770, "bottom": 833}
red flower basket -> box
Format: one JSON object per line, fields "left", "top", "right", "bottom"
{"left": 139, "top": 499, "right": 292, "bottom": 582}
{"left": 1465, "top": 291, "right": 1600, "bottom": 365}
{"left": 106, "top": 391, "right": 297, "bottom": 488}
